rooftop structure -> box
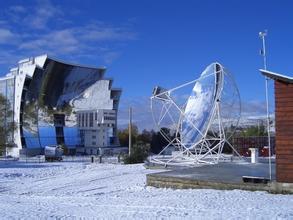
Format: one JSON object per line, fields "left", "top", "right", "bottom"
{"left": 260, "top": 69, "right": 293, "bottom": 83}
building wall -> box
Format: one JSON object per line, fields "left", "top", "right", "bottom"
{"left": 77, "top": 109, "right": 116, "bottom": 152}
{"left": 275, "top": 80, "right": 293, "bottom": 183}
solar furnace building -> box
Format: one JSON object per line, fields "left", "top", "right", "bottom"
{"left": 0, "top": 55, "right": 121, "bottom": 157}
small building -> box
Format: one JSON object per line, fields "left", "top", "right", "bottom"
{"left": 76, "top": 109, "right": 118, "bottom": 155}
{"left": 260, "top": 69, "right": 293, "bottom": 183}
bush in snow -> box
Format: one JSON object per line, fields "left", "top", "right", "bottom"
{"left": 123, "top": 142, "right": 150, "bottom": 164}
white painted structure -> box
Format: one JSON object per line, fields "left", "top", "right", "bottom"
{"left": 0, "top": 56, "right": 47, "bottom": 156}
{"left": 76, "top": 109, "right": 116, "bottom": 155}
{"left": 249, "top": 148, "right": 259, "bottom": 163}
{"left": 150, "top": 63, "right": 242, "bottom": 166}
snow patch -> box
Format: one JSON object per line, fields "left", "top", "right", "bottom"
{"left": 0, "top": 161, "right": 292, "bottom": 219}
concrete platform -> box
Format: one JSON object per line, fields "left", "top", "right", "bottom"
{"left": 146, "top": 162, "right": 293, "bottom": 194}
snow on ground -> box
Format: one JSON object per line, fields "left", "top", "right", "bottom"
{"left": 0, "top": 161, "right": 293, "bottom": 219}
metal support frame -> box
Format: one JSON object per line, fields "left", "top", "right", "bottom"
{"left": 150, "top": 66, "right": 242, "bottom": 166}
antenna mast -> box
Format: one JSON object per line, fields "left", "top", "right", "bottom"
{"left": 259, "top": 30, "right": 272, "bottom": 180}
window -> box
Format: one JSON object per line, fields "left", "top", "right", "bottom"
{"left": 92, "top": 135, "right": 96, "bottom": 139}
{"left": 104, "top": 116, "right": 115, "bottom": 120}
{"left": 78, "top": 114, "right": 81, "bottom": 127}
{"left": 82, "top": 114, "right": 84, "bottom": 127}
{"left": 92, "top": 141, "right": 96, "bottom": 145}
{"left": 85, "top": 113, "right": 88, "bottom": 127}
{"left": 95, "top": 112, "right": 97, "bottom": 120}
{"left": 89, "top": 113, "right": 93, "bottom": 127}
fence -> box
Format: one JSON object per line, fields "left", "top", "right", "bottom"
{"left": 232, "top": 136, "right": 275, "bottom": 157}
{"left": 17, "top": 155, "right": 122, "bottom": 164}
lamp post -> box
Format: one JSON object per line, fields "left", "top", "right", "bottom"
{"left": 129, "top": 107, "right": 132, "bottom": 156}
{"left": 259, "top": 30, "right": 272, "bottom": 180}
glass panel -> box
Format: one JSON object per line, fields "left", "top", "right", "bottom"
{"left": 23, "top": 130, "right": 41, "bottom": 148}
{"left": 64, "top": 127, "right": 81, "bottom": 148}
{"left": 39, "top": 126, "right": 57, "bottom": 147}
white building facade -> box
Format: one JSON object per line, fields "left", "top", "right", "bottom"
{"left": 77, "top": 109, "right": 117, "bottom": 155}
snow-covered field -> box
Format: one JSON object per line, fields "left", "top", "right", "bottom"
{"left": 0, "top": 161, "right": 293, "bottom": 219}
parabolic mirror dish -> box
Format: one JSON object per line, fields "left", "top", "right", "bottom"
{"left": 181, "top": 63, "right": 224, "bottom": 148}
{"left": 150, "top": 62, "right": 241, "bottom": 164}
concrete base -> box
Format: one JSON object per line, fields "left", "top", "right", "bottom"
{"left": 146, "top": 162, "right": 293, "bottom": 194}
{"left": 19, "top": 148, "right": 44, "bottom": 157}
{"left": 270, "top": 182, "right": 293, "bottom": 194}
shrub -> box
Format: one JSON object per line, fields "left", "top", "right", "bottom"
{"left": 123, "top": 142, "right": 150, "bottom": 164}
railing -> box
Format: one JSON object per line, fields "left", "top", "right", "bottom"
{"left": 15, "top": 155, "right": 123, "bottom": 164}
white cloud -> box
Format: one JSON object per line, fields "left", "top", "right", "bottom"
{"left": 0, "top": 49, "right": 25, "bottom": 67}
{"left": 0, "top": 0, "right": 137, "bottom": 71}
{"left": 3, "top": 1, "right": 61, "bottom": 30}
{"left": 24, "top": 0, "right": 62, "bottom": 30}
{"left": 81, "top": 26, "right": 137, "bottom": 42}
{"left": 19, "top": 29, "right": 79, "bottom": 53}
{"left": 117, "top": 97, "right": 276, "bottom": 131}
{"left": 17, "top": 24, "right": 135, "bottom": 61}
{"left": 0, "top": 28, "right": 18, "bottom": 44}
{"left": 241, "top": 100, "right": 269, "bottom": 116}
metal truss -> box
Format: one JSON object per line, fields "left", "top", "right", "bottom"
{"left": 150, "top": 63, "right": 242, "bottom": 167}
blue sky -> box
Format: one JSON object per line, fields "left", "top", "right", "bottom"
{"left": 1, "top": 0, "right": 293, "bottom": 128}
